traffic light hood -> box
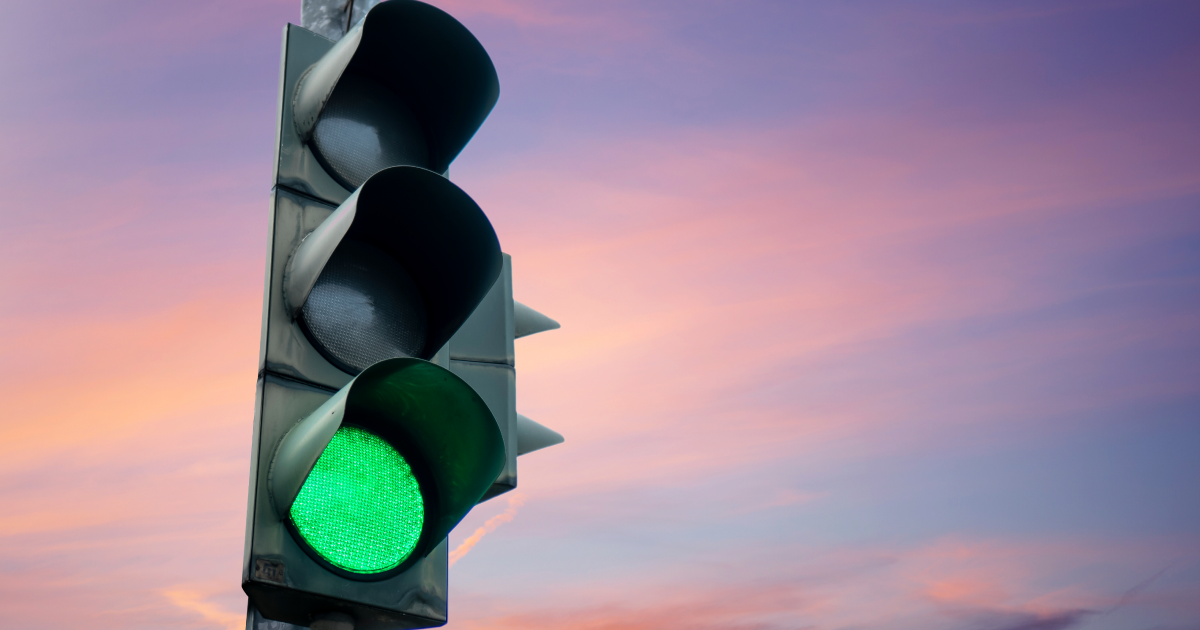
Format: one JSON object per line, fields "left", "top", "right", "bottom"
{"left": 283, "top": 166, "right": 502, "bottom": 372}
{"left": 269, "top": 358, "right": 506, "bottom": 577}
{"left": 293, "top": 0, "right": 500, "bottom": 189}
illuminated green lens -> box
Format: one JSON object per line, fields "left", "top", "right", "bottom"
{"left": 290, "top": 426, "right": 424, "bottom": 573}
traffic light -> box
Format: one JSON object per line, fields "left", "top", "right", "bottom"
{"left": 241, "top": 2, "right": 542, "bottom": 628}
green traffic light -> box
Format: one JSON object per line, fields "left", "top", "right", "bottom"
{"left": 290, "top": 426, "right": 425, "bottom": 574}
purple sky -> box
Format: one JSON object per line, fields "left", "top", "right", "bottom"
{"left": 1, "top": 1, "right": 1198, "bottom": 629}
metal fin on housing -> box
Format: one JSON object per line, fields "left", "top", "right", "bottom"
{"left": 516, "top": 413, "right": 564, "bottom": 456}
{"left": 513, "top": 301, "right": 560, "bottom": 339}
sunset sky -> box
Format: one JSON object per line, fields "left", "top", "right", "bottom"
{"left": 1, "top": 1, "right": 1198, "bottom": 629}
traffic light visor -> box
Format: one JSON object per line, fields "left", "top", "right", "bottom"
{"left": 293, "top": 0, "right": 500, "bottom": 188}
{"left": 269, "top": 358, "right": 505, "bottom": 578}
{"left": 284, "top": 166, "right": 502, "bottom": 372}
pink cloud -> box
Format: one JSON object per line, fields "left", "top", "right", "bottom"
{"left": 160, "top": 583, "right": 245, "bottom": 630}
{"left": 0, "top": 291, "right": 259, "bottom": 472}
{"left": 449, "top": 535, "right": 1199, "bottom": 630}
{"left": 1, "top": 3, "right": 1196, "bottom": 628}
{"left": 453, "top": 79, "right": 1200, "bottom": 491}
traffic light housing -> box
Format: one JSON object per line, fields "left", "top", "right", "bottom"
{"left": 247, "top": 359, "right": 504, "bottom": 627}
{"left": 243, "top": 2, "right": 515, "bottom": 627}
{"left": 283, "top": 166, "right": 501, "bottom": 372}
{"left": 277, "top": 0, "right": 498, "bottom": 206}
{"left": 256, "top": 0, "right": 502, "bottom": 393}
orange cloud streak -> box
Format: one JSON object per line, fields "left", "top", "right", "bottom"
{"left": 160, "top": 586, "right": 244, "bottom": 630}
{"left": 450, "top": 494, "right": 526, "bottom": 567}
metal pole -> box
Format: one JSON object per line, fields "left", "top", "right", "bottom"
{"left": 301, "top": 0, "right": 385, "bottom": 41}
{"left": 246, "top": 604, "right": 356, "bottom": 630}
{"left": 246, "top": 602, "right": 303, "bottom": 630}
{"left": 310, "top": 612, "right": 355, "bottom": 630}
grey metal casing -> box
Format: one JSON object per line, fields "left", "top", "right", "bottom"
{"left": 243, "top": 373, "right": 449, "bottom": 629}
{"left": 256, "top": 23, "right": 359, "bottom": 392}
{"left": 448, "top": 255, "right": 518, "bottom": 500}
{"left": 246, "top": 19, "right": 514, "bottom": 628}
{"left": 259, "top": 189, "right": 353, "bottom": 391}
{"left": 450, "top": 361, "right": 515, "bottom": 500}
{"left": 448, "top": 254, "right": 514, "bottom": 365}
{"left": 260, "top": 146, "right": 521, "bottom": 482}
{"left": 249, "top": 187, "right": 469, "bottom": 626}
{"left": 301, "top": 0, "right": 384, "bottom": 44}
{"left": 274, "top": 24, "right": 351, "bottom": 207}
{"left": 245, "top": 26, "right": 439, "bottom": 628}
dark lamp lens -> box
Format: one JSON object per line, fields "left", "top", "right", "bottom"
{"left": 311, "top": 74, "right": 431, "bottom": 190}
{"left": 300, "top": 240, "right": 427, "bottom": 373}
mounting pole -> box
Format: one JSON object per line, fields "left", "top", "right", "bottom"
{"left": 301, "top": 0, "right": 385, "bottom": 41}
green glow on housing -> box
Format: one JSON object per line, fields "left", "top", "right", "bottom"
{"left": 290, "top": 426, "right": 424, "bottom": 573}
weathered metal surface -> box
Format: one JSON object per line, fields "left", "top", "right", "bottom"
{"left": 260, "top": 189, "right": 352, "bottom": 390}
{"left": 279, "top": 5, "right": 501, "bottom": 206}
{"left": 274, "top": 25, "right": 352, "bottom": 206}
{"left": 281, "top": 188, "right": 359, "bottom": 318}
{"left": 301, "top": 0, "right": 384, "bottom": 42}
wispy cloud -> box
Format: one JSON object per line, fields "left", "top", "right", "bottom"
{"left": 450, "top": 494, "right": 526, "bottom": 567}
{"left": 161, "top": 585, "right": 244, "bottom": 630}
